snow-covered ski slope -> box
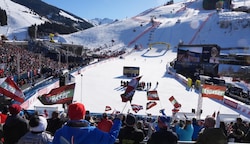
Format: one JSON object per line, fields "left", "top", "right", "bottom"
{"left": 71, "top": 46, "right": 249, "bottom": 121}
{"left": 24, "top": 0, "right": 250, "bottom": 121}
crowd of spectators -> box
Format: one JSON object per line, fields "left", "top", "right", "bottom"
{"left": 1, "top": 103, "right": 250, "bottom": 144}
{"left": 0, "top": 42, "right": 68, "bottom": 88}
{"left": 0, "top": 40, "right": 127, "bottom": 90}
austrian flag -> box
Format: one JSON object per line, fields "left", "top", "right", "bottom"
{"left": 131, "top": 104, "right": 143, "bottom": 113}
{"left": 0, "top": 77, "right": 25, "bottom": 103}
{"left": 146, "top": 101, "right": 157, "bottom": 110}
{"left": 147, "top": 90, "right": 159, "bottom": 100}
{"left": 105, "top": 106, "right": 112, "bottom": 111}
{"left": 169, "top": 96, "right": 181, "bottom": 108}
{"left": 202, "top": 84, "right": 226, "bottom": 100}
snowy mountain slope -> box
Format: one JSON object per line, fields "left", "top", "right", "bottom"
{"left": 0, "top": 0, "right": 47, "bottom": 39}
{"left": 59, "top": 0, "right": 250, "bottom": 50}
{"left": 0, "top": 0, "right": 93, "bottom": 40}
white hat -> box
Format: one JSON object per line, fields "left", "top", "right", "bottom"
{"left": 29, "top": 116, "right": 48, "bottom": 132}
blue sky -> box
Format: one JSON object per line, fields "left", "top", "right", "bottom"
{"left": 42, "top": 0, "right": 182, "bottom": 20}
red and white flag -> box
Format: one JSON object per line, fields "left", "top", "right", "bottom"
{"left": 202, "top": 84, "right": 226, "bottom": 100}
{"left": 169, "top": 96, "right": 181, "bottom": 108}
{"left": 105, "top": 106, "right": 112, "bottom": 111}
{"left": 121, "top": 76, "right": 142, "bottom": 102}
{"left": 0, "top": 77, "right": 25, "bottom": 103}
{"left": 147, "top": 90, "right": 159, "bottom": 100}
{"left": 131, "top": 104, "right": 143, "bottom": 113}
{"left": 146, "top": 101, "right": 157, "bottom": 110}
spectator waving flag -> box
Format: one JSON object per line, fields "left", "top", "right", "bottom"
{"left": 169, "top": 96, "right": 182, "bottom": 108}
{"left": 38, "top": 83, "right": 75, "bottom": 105}
{"left": 121, "top": 76, "right": 142, "bottom": 102}
{"left": 0, "top": 77, "right": 25, "bottom": 103}
{"left": 131, "top": 104, "right": 143, "bottom": 113}
{"left": 146, "top": 101, "right": 157, "bottom": 110}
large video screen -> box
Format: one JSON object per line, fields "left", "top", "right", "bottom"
{"left": 174, "top": 44, "right": 220, "bottom": 80}
{"left": 123, "top": 66, "right": 140, "bottom": 77}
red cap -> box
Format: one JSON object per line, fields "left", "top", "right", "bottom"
{"left": 68, "top": 103, "right": 86, "bottom": 120}
{"left": 9, "top": 104, "right": 21, "bottom": 115}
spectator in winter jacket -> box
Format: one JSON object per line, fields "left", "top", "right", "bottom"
{"left": 97, "top": 113, "right": 113, "bottom": 132}
{"left": 17, "top": 115, "right": 53, "bottom": 144}
{"left": 196, "top": 116, "right": 227, "bottom": 144}
{"left": 3, "top": 104, "right": 29, "bottom": 144}
{"left": 229, "top": 117, "right": 248, "bottom": 142}
{"left": 147, "top": 115, "right": 178, "bottom": 144}
{"left": 52, "top": 102, "right": 123, "bottom": 144}
{"left": 46, "top": 110, "right": 64, "bottom": 135}
{"left": 174, "top": 119, "right": 194, "bottom": 141}
{"left": 118, "top": 113, "right": 145, "bottom": 144}
{"left": 192, "top": 118, "right": 203, "bottom": 141}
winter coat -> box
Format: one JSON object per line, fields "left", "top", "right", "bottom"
{"left": 175, "top": 124, "right": 194, "bottom": 141}
{"left": 46, "top": 117, "right": 64, "bottom": 135}
{"left": 196, "top": 128, "right": 227, "bottom": 144}
{"left": 3, "top": 115, "right": 29, "bottom": 144}
{"left": 52, "top": 118, "right": 122, "bottom": 144}
{"left": 147, "top": 128, "right": 178, "bottom": 144}
{"left": 17, "top": 131, "right": 53, "bottom": 144}
{"left": 192, "top": 123, "right": 203, "bottom": 141}
{"left": 118, "top": 126, "right": 145, "bottom": 144}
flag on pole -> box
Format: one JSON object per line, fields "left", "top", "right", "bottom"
{"left": 146, "top": 101, "right": 157, "bottom": 110}
{"left": 169, "top": 96, "right": 181, "bottom": 108}
{"left": 38, "top": 83, "right": 75, "bottom": 105}
{"left": 0, "top": 77, "right": 25, "bottom": 103}
{"left": 147, "top": 90, "right": 159, "bottom": 100}
{"left": 202, "top": 84, "right": 226, "bottom": 100}
{"left": 121, "top": 76, "right": 142, "bottom": 102}
{"left": 105, "top": 106, "right": 112, "bottom": 111}
{"left": 131, "top": 104, "right": 143, "bottom": 113}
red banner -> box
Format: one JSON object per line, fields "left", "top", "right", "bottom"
{"left": 0, "top": 77, "right": 25, "bottom": 103}
{"left": 38, "top": 83, "right": 75, "bottom": 105}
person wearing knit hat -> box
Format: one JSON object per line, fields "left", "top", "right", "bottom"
{"left": 118, "top": 113, "right": 145, "bottom": 144}
{"left": 9, "top": 104, "right": 22, "bottom": 115}
{"left": 3, "top": 104, "right": 29, "bottom": 144}
{"left": 147, "top": 115, "right": 178, "bottom": 144}
{"left": 125, "top": 113, "right": 136, "bottom": 126}
{"left": 53, "top": 102, "right": 124, "bottom": 144}
{"left": 68, "top": 102, "right": 86, "bottom": 120}
{"left": 17, "top": 115, "right": 53, "bottom": 144}
{"left": 158, "top": 115, "right": 171, "bottom": 128}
